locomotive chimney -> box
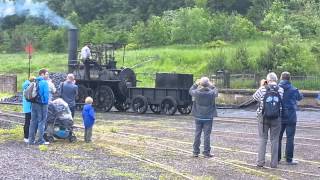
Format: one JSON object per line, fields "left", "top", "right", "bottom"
{"left": 68, "top": 28, "right": 78, "bottom": 73}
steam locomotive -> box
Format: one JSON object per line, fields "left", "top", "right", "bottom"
{"left": 68, "top": 29, "right": 192, "bottom": 115}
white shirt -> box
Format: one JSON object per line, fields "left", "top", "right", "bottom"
{"left": 81, "top": 45, "right": 91, "bottom": 60}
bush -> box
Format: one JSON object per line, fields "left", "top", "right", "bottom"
{"left": 211, "top": 13, "right": 257, "bottom": 41}
{"left": 207, "top": 50, "right": 227, "bottom": 74}
{"left": 256, "top": 34, "right": 317, "bottom": 75}
{"left": 169, "top": 7, "right": 212, "bottom": 44}
{"left": 42, "top": 29, "right": 67, "bottom": 53}
{"left": 231, "top": 46, "right": 251, "bottom": 73}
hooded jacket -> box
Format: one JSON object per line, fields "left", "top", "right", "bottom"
{"left": 22, "top": 80, "right": 31, "bottom": 113}
{"left": 82, "top": 104, "right": 95, "bottom": 128}
{"left": 189, "top": 84, "right": 218, "bottom": 120}
{"left": 279, "top": 80, "right": 303, "bottom": 123}
{"left": 35, "top": 76, "right": 49, "bottom": 105}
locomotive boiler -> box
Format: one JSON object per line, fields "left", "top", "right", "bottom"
{"left": 68, "top": 29, "right": 136, "bottom": 112}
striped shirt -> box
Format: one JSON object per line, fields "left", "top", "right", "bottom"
{"left": 252, "top": 82, "right": 284, "bottom": 114}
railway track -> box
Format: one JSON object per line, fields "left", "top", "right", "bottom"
{"left": 100, "top": 130, "right": 320, "bottom": 180}
{"left": 113, "top": 131, "right": 320, "bottom": 176}
{"left": 1, "top": 110, "right": 319, "bottom": 144}
{"left": 1, "top": 109, "right": 319, "bottom": 179}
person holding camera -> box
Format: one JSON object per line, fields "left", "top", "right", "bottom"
{"left": 253, "top": 72, "right": 284, "bottom": 168}
{"left": 189, "top": 77, "right": 218, "bottom": 158}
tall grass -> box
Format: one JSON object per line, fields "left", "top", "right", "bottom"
{"left": 1, "top": 38, "right": 317, "bottom": 91}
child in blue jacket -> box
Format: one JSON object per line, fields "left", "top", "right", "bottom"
{"left": 82, "top": 97, "right": 95, "bottom": 143}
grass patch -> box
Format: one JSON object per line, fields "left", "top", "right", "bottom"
{"left": 0, "top": 125, "right": 23, "bottom": 142}
{"left": 49, "top": 163, "right": 78, "bottom": 173}
{"left": 107, "top": 168, "right": 141, "bottom": 180}
{"left": 0, "top": 105, "right": 22, "bottom": 112}
{"left": 39, "top": 144, "right": 49, "bottom": 152}
{"left": 110, "top": 127, "right": 118, "bottom": 133}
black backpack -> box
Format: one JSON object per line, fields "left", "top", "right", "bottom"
{"left": 262, "top": 85, "right": 281, "bottom": 120}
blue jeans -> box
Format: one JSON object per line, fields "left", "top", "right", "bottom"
{"left": 193, "top": 120, "right": 213, "bottom": 155}
{"left": 278, "top": 123, "right": 296, "bottom": 162}
{"left": 28, "top": 103, "right": 48, "bottom": 145}
{"left": 69, "top": 106, "right": 75, "bottom": 118}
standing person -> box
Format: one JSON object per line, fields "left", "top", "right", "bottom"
{"left": 22, "top": 76, "right": 35, "bottom": 143}
{"left": 253, "top": 72, "right": 284, "bottom": 168}
{"left": 44, "top": 71, "right": 56, "bottom": 102}
{"left": 81, "top": 42, "right": 91, "bottom": 61}
{"left": 59, "top": 73, "right": 78, "bottom": 118}
{"left": 278, "top": 72, "right": 303, "bottom": 165}
{"left": 189, "top": 77, "right": 218, "bottom": 158}
{"left": 82, "top": 97, "right": 95, "bottom": 143}
{"left": 81, "top": 43, "right": 91, "bottom": 80}
{"left": 28, "top": 69, "right": 50, "bottom": 145}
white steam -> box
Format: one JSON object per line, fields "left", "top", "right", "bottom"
{"left": 0, "top": 0, "right": 75, "bottom": 28}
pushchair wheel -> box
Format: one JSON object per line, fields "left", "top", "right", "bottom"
{"left": 69, "top": 135, "right": 77, "bottom": 143}
{"left": 46, "top": 136, "right": 54, "bottom": 143}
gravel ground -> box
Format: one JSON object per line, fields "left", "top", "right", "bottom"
{"left": 0, "top": 109, "right": 319, "bottom": 179}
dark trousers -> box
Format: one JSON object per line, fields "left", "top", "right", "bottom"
{"left": 278, "top": 123, "right": 296, "bottom": 162}
{"left": 69, "top": 106, "right": 75, "bottom": 118}
{"left": 24, "top": 113, "right": 31, "bottom": 139}
{"left": 84, "top": 127, "right": 93, "bottom": 142}
{"left": 193, "top": 120, "right": 213, "bottom": 155}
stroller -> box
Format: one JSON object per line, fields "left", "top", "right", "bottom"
{"left": 45, "top": 98, "right": 77, "bottom": 143}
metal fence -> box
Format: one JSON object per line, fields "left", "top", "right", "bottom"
{"left": 211, "top": 73, "right": 320, "bottom": 90}
{"left": 134, "top": 72, "right": 319, "bottom": 90}
{"left": 0, "top": 74, "right": 17, "bottom": 93}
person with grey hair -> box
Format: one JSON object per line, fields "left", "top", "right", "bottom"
{"left": 59, "top": 73, "right": 78, "bottom": 118}
{"left": 189, "top": 77, "right": 218, "bottom": 158}
{"left": 278, "top": 71, "right": 303, "bottom": 165}
{"left": 253, "top": 72, "right": 284, "bottom": 168}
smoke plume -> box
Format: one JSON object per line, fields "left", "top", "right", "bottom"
{"left": 0, "top": 0, "right": 75, "bottom": 28}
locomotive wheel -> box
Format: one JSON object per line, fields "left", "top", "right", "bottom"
{"left": 161, "top": 96, "right": 177, "bottom": 115}
{"left": 177, "top": 104, "right": 192, "bottom": 115}
{"left": 150, "top": 104, "right": 161, "bottom": 114}
{"left": 114, "top": 101, "right": 130, "bottom": 112}
{"left": 94, "top": 86, "right": 115, "bottom": 112}
{"left": 131, "top": 95, "right": 148, "bottom": 114}
{"left": 76, "top": 85, "right": 88, "bottom": 110}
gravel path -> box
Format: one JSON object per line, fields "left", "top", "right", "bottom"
{"left": 0, "top": 109, "right": 319, "bottom": 179}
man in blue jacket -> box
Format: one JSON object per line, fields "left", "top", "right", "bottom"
{"left": 278, "top": 72, "right": 303, "bottom": 165}
{"left": 189, "top": 77, "right": 218, "bottom": 158}
{"left": 28, "top": 69, "right": 50, "bottom": 145}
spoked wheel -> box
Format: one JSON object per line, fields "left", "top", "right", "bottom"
{"left": 131, "top": 95, "right": 148, "bottom": 114}
{"left": 76, "top": 85, "right": 88, "bottom": 110}
{"left": 177, "top": 104, "right": 192, "bottom": 115}
{"left": 94, "top": 86, "right": 115, "bottom": 112}
{"left": 69, "top": 135, "right": 77, "bottom": 143}
{"left": 150, "top": 104, "right": 161, "bottom": 114}
{"left": 44, "top": 135, "right": 54, "bottom": 143}
{"left": 161, "top": 96, "right": 177, "bottom": 115}
{"left": 114, "top": 101, "right": 130, "bottom": 112}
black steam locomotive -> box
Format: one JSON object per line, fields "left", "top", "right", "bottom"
{"left": 68, "top": 29, "right": 192, "bottom": 115}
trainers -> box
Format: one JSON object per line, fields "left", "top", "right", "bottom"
{"left": 256, "top": 164, "right": 264, "bottom": 168}
{"left": 24, "top": 138, "right": 29, "bottom": 143}
{"left": 203, "top": 154, "right": 213, "bottom": 158}
{"left": 39, "top": 142, "right": 50, "bottom": 145}
{"left": 192, "top": 154, "right": 199, "bottom": 158}
{"left": 286, "top": 160, "right": 298, "bottom": 165}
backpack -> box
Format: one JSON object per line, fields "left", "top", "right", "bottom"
{"left": 262, "top": 85, "right": 281, "bottom": 120}
{"left": 24, "top": 81, "right": 39, "bottom": 102}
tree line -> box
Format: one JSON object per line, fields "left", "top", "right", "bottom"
{"left": 0, "top": 0, "right": 320, "bottom": 75}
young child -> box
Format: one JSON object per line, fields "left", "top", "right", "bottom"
{"left": 82, "top": 97, "right": 95, "bottom": 143}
